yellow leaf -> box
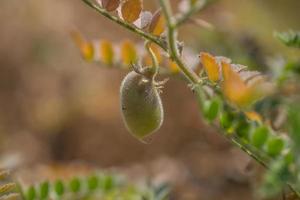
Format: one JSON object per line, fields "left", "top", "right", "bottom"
{"left": 245, "top": 111, "right": 263, "bottom": 123}
{"left": 100, "top": 40, "right": 114, "bottom": 65}
{"left": 149, "top": 9, "right": 165, "bottom": 36}
{"left": 70, "top": 31, "right": 94, "bottom": 62}
{"left": 120, "top": 40, "right": 137, "bottom": 65}
{"left": 200, "top": 52, "right": 220, "bottom": 82}
{"left": 121, "top": 0, "right": 142, "bottom": 23}
{"left": 168, "top": 60, "right": 180, "bottom": 73}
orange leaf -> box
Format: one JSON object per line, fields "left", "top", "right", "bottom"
{"left": 121, "top": 0, "right": 142, "bottom": 23}
{"left": 221, "top": 61, "right": 252, "bottom": 109}
{"left": 200, "top": 52, "right": 220, "bottom": 82}
{"left": 100, "top": 40, "right": 114, "bottom": 65}
{"left": 245, "top": 111, "right": 263, "bottom": 123}
{"left": 168, "top": 60, "right": 180, "bottom": 73}
{"left": 149, "top": 9, "right": 165, "bottom": 36}
{"left": 70, "top": 31, "right": 94, "bottom": 61}
{"left": 221, "top": 61, "right": 274, "bottom": 109}
{"left": 99, "top": 0, "right": 120, "bottom": 12}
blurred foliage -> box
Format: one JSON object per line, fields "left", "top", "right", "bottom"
{"left": 0, "top": 170, "right": 19, "bottom": 200}
{"left": 275, "top": 31, "right": 300, "bottom": 49}
{"left": 19, "top": 171, "right": 169, "bottom": 200}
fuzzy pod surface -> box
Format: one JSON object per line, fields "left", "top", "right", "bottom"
{"left": 120, "top": 71, "right": 163, "bottom": 139}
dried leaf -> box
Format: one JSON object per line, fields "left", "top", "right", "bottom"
{"left": 0, "top": 193, "right": 20, "bottom": 200}
{"left": 149, "top": 9, "right": 165, "bottom": 36}
{"left": 0, "top": 183, "right": 15, "bottom": 194}
{"left": 133, "top": 11, "right": 153, "bottom": 29}
{"left": 98, "top": 0, "right": 120, "bottom": 12}
{"left": 121, "top": 0, "right": 142, "bottom": 23}
{"left": 0, "top": 171, "right": 9, "bottom": 180}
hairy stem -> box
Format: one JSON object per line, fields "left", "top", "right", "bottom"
{"left": 231, "top": 133, "right": 299, "bottom": 197}
{"left": 145, "top": 41, "right": 159, "bottom": 76}
{"left": 81, "top": 0, "right": 167, "bottom": 51}
{"left": 159, "top": 0, "right": 200, "bottom": 84}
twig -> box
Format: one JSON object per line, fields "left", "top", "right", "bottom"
{"left": 81, "top": 0, "right": 168, "bottom": 51}
{"left": 145, "top": 41, "right": 159, "bottom": 76}
{"left": 159, "top": 0, "right": 200, "bottom": 83}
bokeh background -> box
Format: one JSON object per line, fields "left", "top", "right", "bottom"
{"left": 0, "top": 0, "right": 299, "bottom": 199}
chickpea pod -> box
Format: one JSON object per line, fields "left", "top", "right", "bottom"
{"left": 120, "top": 63, "right": 165, "bottom": 140}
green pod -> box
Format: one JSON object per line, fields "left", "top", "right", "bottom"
{"left": 266, "top": 137, "right": 285, "bottom": 157}
{"left": 26, "top": 186, "right": 36, "bottom": 200}
{"left": 39, "top": 181, "right": 49, "bottom": 199}
{"left": 251, "top": 126, "right": 269, "bottom": 149}
{"left": 235, "top": 118, "right": 251, "bottom": 139}
{"left": 203, "top": 97, "right": 221, "bottom": 122}
{"left": 219, "top": 112, "right": 234, "bottom": 131}
{"left": 69, "top": 177, "right": 81, "bottom": 193}
{"left": 120, "top": 70, "right": 163, "bottom": 140}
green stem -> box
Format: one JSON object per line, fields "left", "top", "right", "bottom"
{"left": 145, "top": 41, "right": 159, "bottom": 76}
{"left": 159, "top": 0, "right": 200, "bottom": 84}
{"left": 159, "top": 0, "right": 271, "bottom": 169}
{"left": 231, "top": 135, "right": 300, "bottom": 197}
{"left": 81, "top": 0, "right": 167, "bottom": 51}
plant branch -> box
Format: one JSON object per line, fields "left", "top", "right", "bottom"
{"left": 175, "top": 0, "right": 217, "bottom": 27}
{"left": 81, "top": 0, "right": 300, "bottom": 197}
{"left": 81, "top": 0, "right": 167, "bottom": 51}
{"left": 159, "top": 0, "right": 271, "bottom": 171}
{"left": 231, "top": 135, "right": 300, "bottom": 197}
{"left": 161, "top": 0, "right": 300, "bottom": 197}
{"left": 159, "top": 0, "right": 200, "bottom": 84}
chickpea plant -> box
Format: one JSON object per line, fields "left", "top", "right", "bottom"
{"left": 73, "top": 0, "right": 300, "bottom": 199}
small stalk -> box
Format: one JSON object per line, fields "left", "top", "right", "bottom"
{"left": 159, "top": 0, "right": 200, "bottom": 84}
{"left": 145, "top": 41, "right": 159, "bottom": 77}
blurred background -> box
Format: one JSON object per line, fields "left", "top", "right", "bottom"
{"left": 0, "top": 0, "right": 299, "bottom": 199}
